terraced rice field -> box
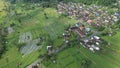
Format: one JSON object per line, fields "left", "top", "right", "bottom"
{"left": 0, "top": 1, "right": 120, "bottom": 68}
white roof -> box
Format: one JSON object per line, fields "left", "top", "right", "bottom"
{"left": 95, "top": 47, "right": 100, "bottom": 50}
{"left": 80, "top": 42, "right": 83, "bottom": 45}
{"left": 114, "top": 18, "right": 119, "bottom": 22}
{"left": 89, "top": 47, "right": 94, "bottom": 51}
{"left": 91, "top": 37, "right": 94, "bottom": 40}
{"left": 47, "top": 46, "right": 52, "bottom": 50}
{"left": 65, "top": 40, "right": 69, "bottom": 43}
{"left": 113, "top": 16, "right": 117, "bottom": 19}
{"left": 91, "top": 45, "right": 100, "bottom": 50}
{"left": 105, "top": 20, "right": 109, "bottom": 23}
{"left": 85, "top": 28, "right": 91, "bottom": 32}
{"left": 75, "top": 23, "right": 80, "bottom": 27}
{"left": 96, "top": 42, "right": 99, "bottom": 45}
{"left": 53, "top": 60, "right": 56, "bottom": 63}
{"left": 94, "top": 36, "right": 100, "bottom": 39}
{"left": 84, "top": 39, "right": 89, "bottom": 43}
{"left": 63, "top": 33, "right": 65, "bottom": 36}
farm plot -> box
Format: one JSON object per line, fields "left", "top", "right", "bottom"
{"left": 20, "top": 38, "right": 44, "bottom": 55}
{"left": 45, "top": 40, "right": 120, "bottom": 68}
{"left": 19, "top": 31, "right": 32, "bottom": 43}
{"left": 0, "top": 6, "right": 76, "bottom": 68}
{"left": 19, "top": 32, "right": 44, "bottom": 55}
{"left": 45, "top": 47, "right": 81, "bottom": 68}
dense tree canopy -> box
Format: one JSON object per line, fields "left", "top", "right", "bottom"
{"left": 0, "top": 44, "right": 5, "bottom": 57}
{"left": 8, "top": 0, "right": 117, "bottom": 7}
{"left": 0, "top": 36, "right": 6, "bottom": 58}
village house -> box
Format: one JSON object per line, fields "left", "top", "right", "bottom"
{"left": 47, "top": 46, "right": 53, "bottom": 55}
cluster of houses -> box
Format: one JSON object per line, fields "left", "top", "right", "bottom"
{"left": 27, "top": 2, "right": 120, "bottom": 67}
{"left": 56, "top": 2, "right": 119, "bottom": 52}
{"left": 61, "top": 22, "right": 102, "bottom": 52}
{"left": 45, "top": 2, "right": 120, "bottom": 63}
{"left": 57, "top": 2, "right": 120, "bottom": 26}
{"left": 80, "top": 36, "right": 101, "bottom": 52}
{"left": 75, "top": 23, "right": 102, "bottom": 52}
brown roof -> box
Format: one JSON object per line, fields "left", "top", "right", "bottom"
{"left": 75, "top": 28, "right": 85, "bottom": 37}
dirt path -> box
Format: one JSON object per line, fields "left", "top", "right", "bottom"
{"left": 26, "top": 58, "right": 43, "bottom": 68}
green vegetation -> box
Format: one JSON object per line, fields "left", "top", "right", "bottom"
{"left": 8, "top": 0, "right": 118, "bottom": 8}
{"left": 0, "top": 0, "right": 120, "bottom": 68}
{"left": 43, "top": 30, "right": 120, "bottom": 68}
{"left": 0, "top": 0, "right": 76, "bottom": 68}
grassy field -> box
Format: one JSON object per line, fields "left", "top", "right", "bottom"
{"left": 45, "top": 31, "right": 120, "bottom": 68}
{"left": 0, "top": 2, "right": 76, "bottom": 68}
